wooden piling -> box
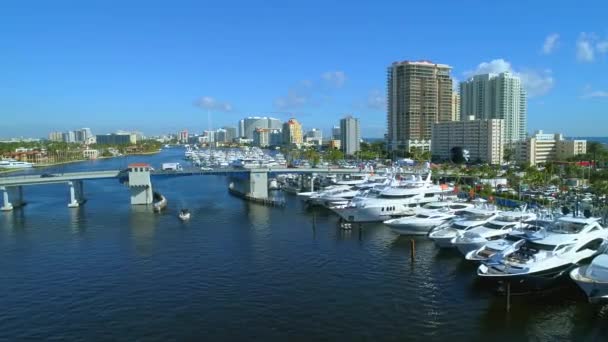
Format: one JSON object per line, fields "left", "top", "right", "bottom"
{"left": 506, "top": 282, "right": 511, "bottom": 312}
{"left": 410, "top": 239, "right": 416, "bottom": 262}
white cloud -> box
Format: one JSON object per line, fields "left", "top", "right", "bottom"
{"left": 597, "top": 40, "right": 608, "bottom": 53}
{"left": 577, "top": 33, "right": 595, "bottom": 62}
{"left": 274, "top": 89, "right": 309, "bottom": 110}
{"left": 542, "top": 33, "right": 560, "bottom": 54}
{"left": 366, "top": 90, "right": 386, "bottom": 110}
{"left": 321, "top": 71, "right": 347, "bottom": 88}
{"left": 464, "top": 59, "right": 554, "bottom": 97}
{"left": 274, "top": 71, "right": 347, "bottom": 110}
{"left": 194, "top": 96, "right": 233, "bottom": 112}
{"left": 581, "top": 85, "right": 608, "bottom": 99}
{"left": 465, "top": 59, "right": 512, "bottom": 76}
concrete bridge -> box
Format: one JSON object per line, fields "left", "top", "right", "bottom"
{"left": 0, "top": 164, "right": 369, "bottom": 211}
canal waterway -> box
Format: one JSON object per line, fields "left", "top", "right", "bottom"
{"left": 1, "top": 148, "right": 608, "bottom": 340}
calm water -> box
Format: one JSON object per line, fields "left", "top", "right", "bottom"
{"left": 2, "top": 149, "right": 608, "bottom": 341}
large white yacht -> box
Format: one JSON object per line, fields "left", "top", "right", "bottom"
{"left": 331, "top": 172, "right": 451, "bottom": 222}
{"left": 477, "top": 216, "right": 608, "bottom": 286}
{"left": 427, "top": 202, "right": 500, "bottom": 248}
{"left": 0, "top": 159, "right": 34, "bottom": 168}
{"left": 570, "top": 253, "right": 608, "bottom": 302}
{"left": 383, "top": 201, "right": 474, "bottom": 235}
{"left": 451, "top": 209, "right": 537, "bottom": 255}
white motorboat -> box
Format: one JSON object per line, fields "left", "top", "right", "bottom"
{"left": 428, "top": 204, "right": 500, "bottom": 248}
{"left": 0, "top": 159, "right": 34, "bottom": 169}
{"left": 477, "top": 216, "right": 608, "bottom": 287}
{"left": 570, "top": 254, "right": 608, "bottom": 302}
{"left": 179, "top": 209, "right": 191, "bottom": 221}
{"left": 268, "top": 178, "right": 280, "bottom": 190}
{"left": 332, "top": 172, "right": 451, "bottom": 222}
{"left": 451, "top": 209, "right": 537, "bottom": 255}
{"left": 384, "top": 209, "right": 457, "bottom": 235}
{"left": 306, "top": 185, "right": 352, "bottom": 205}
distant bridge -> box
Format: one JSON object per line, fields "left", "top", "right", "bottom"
{"left": 0, "top": 166, "right": 370, "bottom": 211}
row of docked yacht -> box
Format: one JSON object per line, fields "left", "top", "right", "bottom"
{"left": 330, "top": 172, "right": 456, "bottom": 222}
{"left": 289, "top": 167, "right": 608, "bottom": 300}
{"left": 184, "top": 145, "right": 287, "bottom": 169}
{"left": 388, "top": 198, "right": 608, "bottom": 298}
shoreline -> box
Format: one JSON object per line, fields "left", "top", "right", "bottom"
{"left": 32, "top": 150, "right": 162, "bottom": 168}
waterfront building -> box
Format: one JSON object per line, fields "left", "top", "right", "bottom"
{"left": 305, "top": 128, "right": 323, "bottom": 146}
{"left": 340, "top": 115, "right": 361, "bottom": 156}
{"left": 179, "top": 130, "right": 188, "bottom": 144}
{"left": 253, "top": 128, "right": 270, "bottom": 148}
{"left": 460, "top": 72, "right": 526, "bottom": 144}
{"left": 267, "top": 117, "right": 282, "bottom": 130}
{"left": 332, "top": 126, "right": 341, "bottom": 140}
{"left": 82, "top": 149, "right": 99, "bottom": 160}
{"left": 328, "top": 139, "right": 341, "bottom": 150}
{"left": 282, "top": 118, "right": 303, "bottom": 145}
{"left": 451, "top": 93, "right": 460, "bottom": 121}
{"left": 431, "top": 117, "right": 505, "bottom": 165}
{"left": 516, "top": 131, "right": 587, "bottom": 165}
{"left": 241, "top": 117, "right": 282, "bottom": 139}
{"left": 238, "top": 119, "right": 245, "bottom": 138}
{"left": 203, "top": 130, "right": 215, "bottom": 143}
{"left": 95, "top": 133, "right": 132, "bottom": 145}
{"left": 62, "top": 131, "right": 76, "bottom": 143}
{"left": 48, "top": 131, "right": 63, "bottom": 142}
{"left": 387, "top": 60, "right": 453, "bottom": 153}
{"left": 221, "top": 126, "right": 237, "bottom": 142}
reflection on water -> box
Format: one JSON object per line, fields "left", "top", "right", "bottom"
{"left": 0, "top": 148, "right": 608, "bottom": 340}
{"left": 68, "top": 206, "right": 87, "bottom": 234}
{"left": 130, "top": 205, "right": 157, "bottom": 257}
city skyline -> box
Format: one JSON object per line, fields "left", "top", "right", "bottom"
{"left": 2, "top": 1, "right": 608, "bottom": 138}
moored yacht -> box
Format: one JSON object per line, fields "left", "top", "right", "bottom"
{"left": 570, "top": 253, "right": 608, "bottom": 302}
{"left": 451, "top": 209, "right": 537, "bottom": 255}
{"left": 477, "top": 216, "right": 608, "bottom": 287}
{"left": 0, "top": 159, "right": 34, "bottom": 168}
{"left": 331, "top": 172, "right": 451, "bottom": 222}
{"left": 383, "top": 201, "right": 474, "bottom": 235}
{"left": 427, "top": 203, "right": 500, "bottom": 248}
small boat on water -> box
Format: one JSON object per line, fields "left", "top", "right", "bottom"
{"left": 179, "top": 209, "right": 191, "bottom": 221}
{"left": 153, "top": 192, "right": 167, "bottom": 212}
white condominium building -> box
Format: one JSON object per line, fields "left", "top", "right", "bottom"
{"left": 460, "top": 72, "right": 526, "bottom": 144}
{"left": 431, "top": 118, "right": 505, "bottom": 165}
{"left": 516, "top": 131, "right": 587, "bottom": 165}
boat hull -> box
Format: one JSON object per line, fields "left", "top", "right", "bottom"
{"left": 570, "top": 266, "right": 608, "bottom": 302}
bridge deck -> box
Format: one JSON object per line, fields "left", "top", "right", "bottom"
{"left": 0, "top": 167, "right": 376, "bottom": 187}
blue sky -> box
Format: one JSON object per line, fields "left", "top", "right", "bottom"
{"left": 1, "top": 0, "right": 607, "bottom": 138}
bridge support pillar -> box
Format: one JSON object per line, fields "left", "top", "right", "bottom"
{"left": 249, "top": 170, "right": 268, "bottom": 199}
{"left": 128, "top": 164, "right": 153, "bottom": 205}
{"left": 1, "top": 186, "right": 13, "bottom": 211}
{"left": 67, "top": 181, "right": 84, "bottom": 208}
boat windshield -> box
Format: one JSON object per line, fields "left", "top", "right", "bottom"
{"left": 451, "top": 222, "right": 470, "bottom": 230}
{"left": 523, "top": 241, "right": 556, "bottom": 251}
{"left": 424, "top": 203, "right": 445, "bottom": 209}
{"left": 482, "top": 222, "right": 508, "bottom": 230}
{"left": 462, "top": 212, "right": 493, "bottom": 220}
{"left": 416, "top": 214, "right": 430, "bottom": 219}
{"left": 496, "top": 214, "right": 527, "bottom": 222}
{"left": 552, "top": 221, "right": 587, "bottom": 234}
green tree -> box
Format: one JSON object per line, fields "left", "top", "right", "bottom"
{"left": 326, "top": 148, "right": 344, "bottom": 164}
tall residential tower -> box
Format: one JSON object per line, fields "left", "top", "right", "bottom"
{"left": 459, "top": 72, "right": 526, "bottom": 144}
{"left": 340, "top": 115, "right": 361, "bottom": 156}
{"left": 387, "top": 60, "right": 453, "bottom": 152}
